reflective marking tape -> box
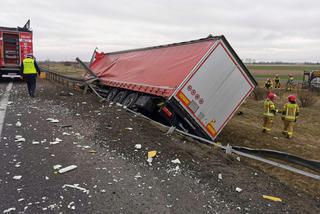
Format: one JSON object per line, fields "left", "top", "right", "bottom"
{"left": 206, "top": 123, "right": 217, "bottom": 137}
{"left": 177, "top": 91, "right": 190, "bottom": 106}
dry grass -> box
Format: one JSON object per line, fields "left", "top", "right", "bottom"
{"left": 39, "top": 62, "right": 86, "bottom": 77}
{"left": 298, "top": 91, "right": 317, "bottom": 107}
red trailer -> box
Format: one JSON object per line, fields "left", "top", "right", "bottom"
{"left": 89, "top": 35, "right": 257, "bottom": 140}
{"left": 0, "top": 20, "right": 33, "bottom": 78}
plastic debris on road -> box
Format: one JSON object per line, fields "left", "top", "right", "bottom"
{"left": 62, "top": 184, "right": 89, "bottom": 194}
{"left": 67, "top": 201, "right": 76, "bottom": 210}
{"left": 15, "top": 121, "right": 22, "bottom": 127}
{"left": 236, "top": 187, "right": 242, "bottom": 192}
{"left": 134, "top": 144, "right": 142, "bottom": 149}
{"left": 263, "top": 195, "right": 282, "bottom": 202}
{"left": 171, "top": 158, "right": 181, "bottom": 164}
{"left": 134, "top": 172, "right": 142, "bottom": 179}
{"left": 218, "top": 173, "right": 223, "bottom": 180}
{"left": 32, "top": 141, "right": 40, "bottom": 145}
{"left": 147, "top": 157, "right": 153, "bottom": 165}
{"left": 46, "top": 118, "right": 59, "bottom": 123}
{"left": 13, "top": 175, "right": 22, "bottom": 180}
{"left": 3, "top": 208, "right": 16, "bottom": 213}
{"left": 148, "top": 151, "right": 157, "bottom": 158}
{"left": 58, "top": 165, "right": 78, "bottom": 174}
{"left": 15, "top": 137, "right": 25, "bottom": 142}
{"left": 53, "top": 165, "right": 62, "bottom": 170}
{"left": 50, "top": 138, "right": 62, "bottom": 145}
{"left": 125, "top": 127, "right": 133, "bottom": 131}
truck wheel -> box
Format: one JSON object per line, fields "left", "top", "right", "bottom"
{"left": 122, "top": 93, "right": 139, "bottom": 107}
{"left": 106, "top": 88, "right": 118, "bottom": 102}
{"left": 113, "top": 91, "right": 127, "bottom": 103}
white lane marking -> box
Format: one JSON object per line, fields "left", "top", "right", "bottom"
{"left": 0, "top": 82, "right": 13, "bottom": 140}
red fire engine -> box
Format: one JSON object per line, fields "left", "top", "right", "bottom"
{"left": 0, "top": 20, "right": 33, "bottom": 77}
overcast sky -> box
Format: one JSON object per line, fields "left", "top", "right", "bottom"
{"left": 1, "top": 0, "right": 319, "bottom": 62}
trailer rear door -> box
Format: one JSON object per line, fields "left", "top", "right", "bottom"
{"left": 173, "top": 40, "right": 255, "bottom": 140}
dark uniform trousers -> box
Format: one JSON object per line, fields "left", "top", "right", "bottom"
{"left": 24, "top": 74, "right": 37, "bottom": 96}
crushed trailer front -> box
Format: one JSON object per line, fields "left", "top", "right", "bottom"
{"left": 89, "top": 35, "right": 257, "bottom": 141}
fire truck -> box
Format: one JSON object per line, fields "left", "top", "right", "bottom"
{"left": 0, "top": 20, "right": 33, "bottom": 78}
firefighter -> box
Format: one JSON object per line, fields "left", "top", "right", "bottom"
{"left": 282, "top": 95, "right": 299, "bottom": 139}
{"left": 264, "top": 78, "right": 273, "bottom": 91}
{"left": 286, "top": 74, "right": 294, "bottom": 91}
{"left": 262, "top": 92, "right": 277, "bottom": 133}
{"left": 274, "top": 74, "right": 281, "bottom": 88}
{"left": 20, "top": 54, "right": 41, "bottom": 97}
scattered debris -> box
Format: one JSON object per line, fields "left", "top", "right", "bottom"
{"left": 63, "top": 132, "right": 71, "bottom": 136}
{"left": 46, "top": 118, "right": 59, "bottom": 123}
{"left": 236, "top": 187, "right": 242, "bottom": 192}
{"left": 236, "top": 157, "right": 241, "bottom": 162}
{"left": 50, "top": 138, "right": 62, "bottom": 145}
{"left": 53, "top": 165, "right": 62, "bottom": 170}
{"left": 67, "top": 201, "right": 76, "bottom": 210}
{"left": 134, "top": 172, "right": 142, "bottom": 179}
{"left": 58, "top": 165, "right": 78, "bottom": 174}
{"left": 88, "top": 150, "right": 97, "bottom": 154}
{"left": 218, "top": 173, "right": 223, "bottom": 180}
{"left": 171, "top": 158, "right": 181, "bottom": 164}
{"left": 273, "top": 137, "right": 279, "bottom": 140}
{"left": 147, "top": 157, "right": 153, "bottom": 165}
{"left": 15, "top": 135, "right": 22, "bottom": 139}
{"left": 3, "top": 207, "right": 16, "bottom": 213}
{"left": 148, "top": 151, "right": 157, "bottom": 158}
{"left": 125, "top": 127, "right": 133, "bottom": 131}
{"left": 32, "top": 141, "right": 40, "bottom": 145}
{"left": 134, "top": 144, "right": 142, "bottom": 149}
{"left": 13, "top": 175, "right": 22, "bottom": 180}
{"left": 62, "top": 184, "right": 89, "bottom": 194}
{"left": 15, "top": 121, "right": 22, "bottom": 127}
{"left": 167, "top": 165, "right": 180, "bottom": 173}
{"left": 263, "top": 195, "right": 283, "bottom": 202}
{"left": 15, "top": 138, "right": 25, "bottom": 142}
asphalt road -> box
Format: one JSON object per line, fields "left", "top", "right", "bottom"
{"left": 0, "top": 79, "right": 319, "bottom": 214}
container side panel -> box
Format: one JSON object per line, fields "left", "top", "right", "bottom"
{"left": 175, "top": 42, "right": 254, "bottom": 140}
{"left": 89, "top": 41, "right": 215, "bottom": 97}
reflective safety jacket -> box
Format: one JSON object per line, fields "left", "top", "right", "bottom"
{"left": 265, "top": 80, "right": 273, "bottom": 88}
{"left": 23, "top": 58, "right": 37, "bottom": 74}
{"left": 282, "top": 103, "right": 299, "bottom": 121}
{"left": 263, "top": 99, "right": 276, "bottom": 117}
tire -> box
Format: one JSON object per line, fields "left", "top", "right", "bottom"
{"left": 122, "top": 93, "right": 139, "bottom": 107}
{"left": 113, "top": 90, "right": 128, "bottom": 103}
{"left": 106, "top": 88, "right": 118, "bottom": 102}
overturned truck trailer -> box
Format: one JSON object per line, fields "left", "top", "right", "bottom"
{"left": 89, "top": 35, "right": 257, "bottom": 141}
